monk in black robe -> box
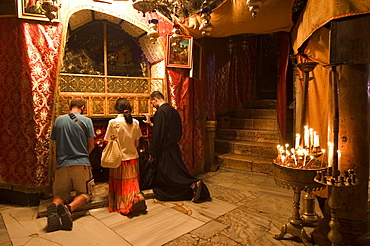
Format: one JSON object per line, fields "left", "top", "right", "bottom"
{"left": 144, "top": 91, "right": 211, "bottom": 202}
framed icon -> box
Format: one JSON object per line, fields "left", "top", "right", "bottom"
{"left": 166, "top": 34, "right": 193, "bottom": 69}
{"left": 17, "top": 0, "right": 59, "bottom": 21}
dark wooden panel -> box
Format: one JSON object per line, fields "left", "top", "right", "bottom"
{"left": 330, "top": 14, "right": 370, "bottom": 65}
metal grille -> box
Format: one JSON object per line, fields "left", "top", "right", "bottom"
{"left": 57, "top": 73, "right": 160, "bottom": 117}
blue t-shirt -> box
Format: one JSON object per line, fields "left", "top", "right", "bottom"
{"left": 50, "top": 113, "right": 95, "bottom": 169}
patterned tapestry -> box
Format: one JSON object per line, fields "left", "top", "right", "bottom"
{"left": 201, "top": 36, "right": 257, "bottom": 120}
{"left": 0, "top": 18, "right": 62, "bottom": 192}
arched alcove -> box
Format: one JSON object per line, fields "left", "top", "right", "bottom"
{"left": 56, "top": 9, "right": 166, "bottom": 117}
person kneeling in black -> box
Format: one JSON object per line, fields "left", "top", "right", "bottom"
{"left": 143, "top": 91, "right": 211, "bottom": 203}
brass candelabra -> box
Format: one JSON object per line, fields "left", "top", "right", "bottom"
{"left": 314, "top": 168, "right": 357, "bottom": 246}
{"left": 273, "top": 162, "right": 325, "bottom": 245}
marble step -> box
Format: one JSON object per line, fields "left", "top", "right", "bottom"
{"left": 216, "top": 152, "right": 274, "bottom": 174}
{"left": 243, "top": 99, "right": 276, "bottom": 109}
{"left": 234, "top": 109, "right": 277, "bottom": 119}
{"left": 230, "top": 118, "right": 278, "bottom": 131}
{"left": 216, "top": 129, "right": 280, "bottom": 144}
{"left": 215, "top": 139, "right": 277, "bottom": 159}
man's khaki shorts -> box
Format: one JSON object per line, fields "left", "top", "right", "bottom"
{"left": 53, "top": 165, "right": 93, "bottom": 203}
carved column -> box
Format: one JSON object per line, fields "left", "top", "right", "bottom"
{"left": 335, "top": 64, "right": 369, "bottom": 245}
{"left": 204, "top": 120, "right": 218, "bottom": 171}
{"left": 312, "top": 64, "right": 370, "bottom": 246}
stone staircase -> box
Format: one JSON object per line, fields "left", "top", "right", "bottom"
{"left": 215, "top": 100, "right": 281, "bottom": 174}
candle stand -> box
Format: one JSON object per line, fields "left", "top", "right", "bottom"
{"left": 314, "top": 168, "right": 357, "bottom": 246}
{"left": 273, "top": 163, "right": 325, "bottom": 246}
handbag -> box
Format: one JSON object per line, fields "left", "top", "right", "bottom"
{"left": 101, "top": 134, "right": 122, "bottom": 168}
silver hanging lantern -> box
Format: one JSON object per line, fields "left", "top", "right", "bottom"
{"left": 246, "top": 0, "right": 264, "bottom": 18}
{"left": 42, "top": 0, "right": 60, "bottom": 22}
{"left": 147, "top": 19, "right": 159, "bottom": 43}
{"left": 132, "top": 0, "right": 158, "bottom": 17}
{"left": 199, "top": 7, "right": 213, "bottom": 36}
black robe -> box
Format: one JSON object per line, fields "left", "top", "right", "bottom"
{"left": 149, "top": 103, "right": 211, "bottom": 201}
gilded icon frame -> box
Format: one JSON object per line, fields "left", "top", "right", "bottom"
{"left": 166, "top": 34, "right": 193, "bottom": 69}
{"left": 17, "top": 0, "right": 59, "bottom": 21}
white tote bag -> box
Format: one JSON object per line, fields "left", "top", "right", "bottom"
{"left": 101, "top": 125, "right": 122, "bottom": 168}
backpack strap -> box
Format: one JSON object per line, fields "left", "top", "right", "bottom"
{"left": 69, "top": 113, "right": 88, "bottom": 136}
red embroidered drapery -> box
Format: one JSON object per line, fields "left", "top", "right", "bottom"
{"left": 201, "top": 36, "right": 257, "bottom": 120}
{"left": 0, "top": 18, "right": 62, "bottom": 192}
{"left": 166, "top": 69, "right": 205, "bottom": 172}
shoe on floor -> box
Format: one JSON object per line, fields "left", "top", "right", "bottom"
{"left": 47, "top": 203, "right": 61, "bottom": 232}
{"left": 57, "top": 204, "right": 73, "bottom": 230}
{"left": 192, "top": 180, "right": 203, "bottom": 203}
{"left": 132, "top": 199, "right": 147, "bottom": 213}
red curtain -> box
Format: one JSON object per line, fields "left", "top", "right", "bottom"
{"left": 0, "top": 18, "right": 62, "bottom": 192}
{"left": 201, "top": 36, "right": 257, "bottom": 120}
{"left": 166, "top": 68, "right": 205, "bottom": 172}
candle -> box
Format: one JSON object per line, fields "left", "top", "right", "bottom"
{"left": 304, "top": 125, "right": 309, "bottom": 147}
{"left": 295, "top": 133, "right": 300, "bottom": 149}
{"left": 313, "top": 131, "right": 319, "bottom": 147}
{"left": 321, "top": 149, "right": 326, "bottom": 167}
{"left": 309, "top": 128, "right": 314, "bottom": 148}
{"left": 328, "top": 142, "right": 334, "bottom": 167}
{"left": 337, "top": 150, "right": 341, "bottom": 171}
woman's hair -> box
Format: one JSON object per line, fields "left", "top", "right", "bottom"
{"left": 114, "top": 98, "right": 133, "bottom": 124}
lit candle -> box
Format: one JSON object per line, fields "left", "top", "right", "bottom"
{"left": 295, "top": 133, "right": 300, "bottom": 149}
{"left": 321, "top": 149, "right": 326, "bottom": 166}
{"left": 314, "top": 133, "right": 320, "bottom": 147}
{"left": 303, "top": 149, "right": 308, "bottom": 166}
{"left": 304, "top": 125, "right": 309, "bottom": 147}
{"left": 337, "top": 150, "right": 341, "bottom": 171}
{"left": 328, "top": 142, "right": 334, "bottom": 167}
{"left": 291, "top": 148, "right": 297, "bottom": 166}
{"left": 309, "top": 128, "right": 314, "bottom": 148}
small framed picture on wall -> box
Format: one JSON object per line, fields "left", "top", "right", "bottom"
{"left": 17, "top": 0, "right": 59, "bottom": 21}
{"left": 166, "top": 34, "right": 193, "bottom": 69}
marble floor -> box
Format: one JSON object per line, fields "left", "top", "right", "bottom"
{"left": 0, "top": 168, "right": 324, "bottom": 246}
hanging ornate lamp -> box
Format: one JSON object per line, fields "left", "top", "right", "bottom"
{"left": 132, "top": 0, "right": 158, "bottom": 17}
{"left": 169, "top": 24, "right": 183, "bottom": 44}
{"left": 147, "top": 19, "right": 159, "bottom": 43}
{"left": 42, "top": 0, "right": 60, "bottom": 22}
{"left": 246, "top": 0, "right": 264, "bottom": 18}
{"left": 199, "top": 7, "right": 213, "bottom": 36}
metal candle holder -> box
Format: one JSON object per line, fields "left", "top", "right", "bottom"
{"left": 273, "top": 163, "right": 325, "bottom": 245}
{"left": 314, "top": 168, "right": 357, "bottom": 246}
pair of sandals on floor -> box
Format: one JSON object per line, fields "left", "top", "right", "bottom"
{"left": 47, "top": 203, "right": 73, "bottom": 232}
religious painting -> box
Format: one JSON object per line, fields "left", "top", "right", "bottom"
{"left": 166, "top": 35, "right": 193, "bottom": 69}
{"left": 0, "top": 0, "right": 17, "bottom": 17}
{"left": 17, "top": 0, "right": 59, "bottom": 21}
{"left": 190, "top": 40, "right": 202, "bottom": 79}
